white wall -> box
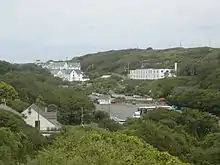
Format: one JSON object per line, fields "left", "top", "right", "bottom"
{"left": 22, "top": 108, "right": 56, "bottom": 131}
{"left": 98, "top": 99, "right": 111, "bottom": 105}
{"left": 129, "top": 69, "right": 174, "bottom": 80}
{"left": 70, "top": 71, "right": 83, "bottom": 81}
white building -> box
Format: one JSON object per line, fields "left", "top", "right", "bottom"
{"left": 38, "top": 61, "right": 90, "bottom": 82}
{"left": 50, "top": 69, "right": 90, "bottom": 82}
{"left": 22, "top": 104, "right": 61, "bottom": 131}
{"left": 97, "top": 95, "right": 111, "bottom": 105}
{"left": 129, "top": 63, "right": 177, "bottom": 80}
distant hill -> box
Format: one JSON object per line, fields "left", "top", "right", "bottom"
{"left": 73, "top": 47, "right": 219, "bottom": 78}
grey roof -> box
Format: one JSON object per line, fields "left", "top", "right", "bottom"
{"left": 68, "top": 62, "right": 81, "bottom": 68}
{"left": 74, "top": 69, "right": 82, "bottom": 75}
{"left": 50, "top": 69, "right": 62, "bottom": 75}
{"left": 0, "top": 104, "right": 22, "bottom": 116}
{"left": 89, "top": 95, "right": 99, "bottom": 100}
{"left": 27, "top": 104, "right": 61, "bottom": 128}
{"left": 49, "top": 120, "right": 62, "bottom": 129}
{"left": 48, "top": 62, "right": 66, "bottom": 68}
{"left": 99, "top": 95, "right": 111, "bottom": 100}
{"left": 63, "top": 69, "right": 73, "bottom": 75}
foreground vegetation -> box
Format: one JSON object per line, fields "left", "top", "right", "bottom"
{"left": 0, "top": 110, "right": 48, "bottom": 165}
{"left": 121, "top": 109, "right": 220, "bottom": 165}
{"left": 0, "top": 61, "right": 95, "bottom": 125}
{"left": 28, "top": 126, "right": 188, "bottom": 165}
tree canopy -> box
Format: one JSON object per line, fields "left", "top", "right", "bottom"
{"left": 0, "top": 110, "right": 48, "bottom": 165}
{"left": 28, "top": 126, "right": 189, "bottom": 165}
{"left": 121, "top": 109, "right": 220, "bottom": 165}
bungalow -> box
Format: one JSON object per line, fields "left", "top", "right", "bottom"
{"left": 21, "top": 104, "right": 61, "bottom": 131}
{"left": 98, "top": 95, "right": 111, "bottom": 105}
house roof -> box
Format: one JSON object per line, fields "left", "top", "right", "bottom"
{"left": 63, "top": 69, "right": 73, "bottom": 75}
{"left": 68, "top": 62, "right": 81, "bottom": 68}
{"left": 74, "top": 69, "right": 82, "bottom": 75}
{"left": 50, "top": 69, "right": 62, "bottom": 75}
{"left": 0, "top": 104, "right": 22, "bottom": 117}
{"left": 49, "top": 62, "right": 66, "bottom": 68}
{"left": 26, "top": 104, "right": 61, "bottom": 128}
{"left": 89, "top": 94, "right": 99, "bottom": 100}
{"left": 98, "top": 95, "right": 111, "bottom": 100}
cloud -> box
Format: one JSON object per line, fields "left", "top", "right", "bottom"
{"left": 0, "top": 0, "right": 220, "bottom": 62}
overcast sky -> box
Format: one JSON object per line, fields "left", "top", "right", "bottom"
{"left": 0, "top": 0, "right": 219, "bottom": 63}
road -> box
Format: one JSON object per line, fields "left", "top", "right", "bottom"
{"left": 96, "top": 103, "right": 155, "bottom": 120}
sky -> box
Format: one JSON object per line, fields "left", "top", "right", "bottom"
{"left": 0, "top": 0, "right": 220, "bottom": 63}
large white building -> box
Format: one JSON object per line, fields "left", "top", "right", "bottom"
{"left": 37, "top": 61, "right": 89, "bottom": 82}
{"left": 129, "top": 63, "right": 177, "bottom": 80}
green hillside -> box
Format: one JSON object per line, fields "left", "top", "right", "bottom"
{"left": 75, "top": 47, "right": 219, "bottom": 78}
{"left": 74, "top": 47, "right": 220, "bottom": 116}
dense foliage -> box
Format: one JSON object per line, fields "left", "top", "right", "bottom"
{"left": 28, "top": 126, "right": 189, "bottom": 165}
{"left": 122, "top": 109, "right": 220, "bottom": 165}
{"left": 0, "top": 110, "right": 48, "bottom": 165}
{"left": 0, "top": 61, "right": 95, "bottom": 125}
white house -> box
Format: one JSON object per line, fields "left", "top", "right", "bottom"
{"left": 129, "top": 63, "right": 177, "bottom": 80}
{"left": 50, "top": 69, "right": 90, "bottom": 82}
{"left": 70, "top": 69, "right": 90, "bottom": 82}
{"left": 40, "top": 60, "right": 89, "bottom": 82}
{"left": 98, "top": 95, "right": 111, "bottom": 105}
{"left": 22, "top": 104, "right": 61, "bottom": 131}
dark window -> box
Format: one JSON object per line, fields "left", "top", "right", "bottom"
{"left": 35, "top": 120, "right": 40, "bottom": 129}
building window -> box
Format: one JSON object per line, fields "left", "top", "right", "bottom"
{"left": 35, "top": 120, "right": 40, "bottom": 129}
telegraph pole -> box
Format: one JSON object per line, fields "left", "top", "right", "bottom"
{"left": 127, "top": 62, "right": 130, "bottom": 77}
{"left": 108, "top": 102, "right": 111, "bottom": 116}
{"left": 81, "top": 107, "right": 84, "bottom": 126}
{"left": 37, "top": 105, "right": 40, "bottom": 131}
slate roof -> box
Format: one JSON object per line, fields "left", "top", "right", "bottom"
{"left": 45, "top": 62, "right": 66, "bottom": 69}
{"left": 68, "top": 62, "right": 81, "bottom": 68}
{"left": 89, "top": 94, "right": 99, "bottom": 100}
{"left": 98, "top": 95, "right": 111, "bottom": 100}
{"left": 74, "top": 69, "right": 82, "bottom": 75}
{"left": 50, "top": 69, "right": 62, "bottom": 75}
{"left": 0, "top": 104, "right": 22, "bottom": 117}
{"left": 63, "top": 69, "right": 73, "bottom": 75}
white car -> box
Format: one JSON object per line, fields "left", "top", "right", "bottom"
{"left": 133, "top": 111, "right": 141, "bottom": 118}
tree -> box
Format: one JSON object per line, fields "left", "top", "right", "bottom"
{"left": 147, "top": 47, "right": 153, "bottom": 51}
{"left": 122, "top": 109, "right": 220, "bottom": 165}
{"left": 0, "top": 110, "right": 48, "bottom": 164}
{"left": 0, "top": 82, "right": 18, "bottom": 102}
{"left": 27, "top": 126, "right": 188, "bottom": 165}
{"left": 177, "top": 109, "right": 219, "bottom": 138}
